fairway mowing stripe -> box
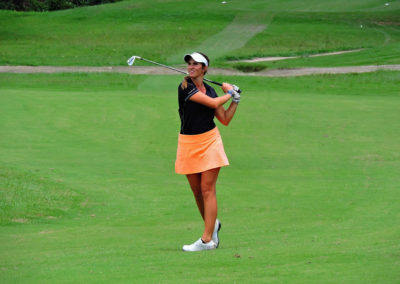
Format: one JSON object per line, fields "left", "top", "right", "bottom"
{"left": 137, "top": 11, "right": 270, "bottom": 91}
{"left": 168, "top": 12, "right": 271, "bottom": 63}
{"left": 192, "top": 13, "right": 268, "bottom": 59}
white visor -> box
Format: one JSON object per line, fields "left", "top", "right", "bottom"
{"left": 184, "top": 52, "right": 208, "bottom": 66}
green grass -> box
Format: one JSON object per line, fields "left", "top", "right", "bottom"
{"left": 0, "top": 166, "right": 83, "bottom": 224}
{"left": 1, "top": 72, "right": 399, "bottom": 283}
{"left": 0, "top": 0, "right": 399, "bottom": 68}
{"left": 1, "top": 0, "right": 399, "bottom": 282}
{"left": 225, "top": 12, "right": 400, "bottom": 71}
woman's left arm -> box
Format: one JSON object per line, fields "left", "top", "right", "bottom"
{"left": 215, "top": 102, "right": 238, "bottom": 126}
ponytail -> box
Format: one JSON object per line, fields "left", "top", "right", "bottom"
{"left": 181, "top": 76, "right": 190, "bottom": 90}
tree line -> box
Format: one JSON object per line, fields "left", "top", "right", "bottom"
{"left": 0, "top": 0, "right": 121, "bottom": 11}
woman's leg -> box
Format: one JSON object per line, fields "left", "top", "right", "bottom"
{"left": 200, "top": 167, "right": 220, "bottom": 242}
{"left": 186, "top": 173, "right": 204, "bottom": 220}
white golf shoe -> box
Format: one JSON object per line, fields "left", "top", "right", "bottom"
{"left": 212, "top": 219, "right": 222, "bottom": 248}
{"left": 182, "top": 238, "right": 217, "bottom": 252}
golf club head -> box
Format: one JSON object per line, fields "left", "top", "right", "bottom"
{"left": 127, "top": 56, "right": 141, "bottom": 66}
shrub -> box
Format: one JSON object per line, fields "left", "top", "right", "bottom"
{"left": 0, "top": 0, "right": 121, "bottom": 11}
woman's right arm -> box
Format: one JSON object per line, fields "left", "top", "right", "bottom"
{"left": 190, "top": 92, "right": 231, "bottom": 109}
{"left": 189, "top": 83, "right": 233, "bottom": 109}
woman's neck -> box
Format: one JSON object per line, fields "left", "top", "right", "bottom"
{"left": 191, "top": 76, "right": 204, "bottom": 89}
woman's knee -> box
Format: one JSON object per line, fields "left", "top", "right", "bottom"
{"left": 200, "top": 169, "right": 218, "bottom": 194}
{"left": 201, "top": 181, "right": 216, "bottom": 196}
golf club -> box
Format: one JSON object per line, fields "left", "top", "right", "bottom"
{"left": 127, "top": 56, "right": 241, "bottom": 93}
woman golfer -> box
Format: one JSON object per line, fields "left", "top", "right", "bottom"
{"left": 175, "top": 52, "right": 240, "bottom": 251}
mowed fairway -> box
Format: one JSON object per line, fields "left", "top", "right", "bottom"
{"left": 1, "top": 71, "right": 399, "bottom": 283}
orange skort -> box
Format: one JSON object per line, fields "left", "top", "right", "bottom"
{"left": 175, "top": 127, "right": 229, "bottom": 175}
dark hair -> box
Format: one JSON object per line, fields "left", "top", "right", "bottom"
{"left": 181, "top": 52, "right": 209, "bottom": 90}
{"left": 198, "top": 52, "right": 210, "bottom": 70}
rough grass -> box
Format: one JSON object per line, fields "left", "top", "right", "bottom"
{"left": 0, "top": 0, "right": 399, "bottom": 67}
{"left": 223, "top": 11, "right": 400, "bottom": 70}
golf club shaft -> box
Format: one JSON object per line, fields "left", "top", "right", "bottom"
{"left": 139, "top": 57, "right": 187, "bottom": 75}
{"left": 204, "top": 78, "right": 223, "bottom": 87}
{"left": 139, "top": 57, "right": 223, "bottom": 87}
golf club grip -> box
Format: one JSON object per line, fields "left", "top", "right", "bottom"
{"left": 204, "top": 79, "right": 242, "bottom": 93}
